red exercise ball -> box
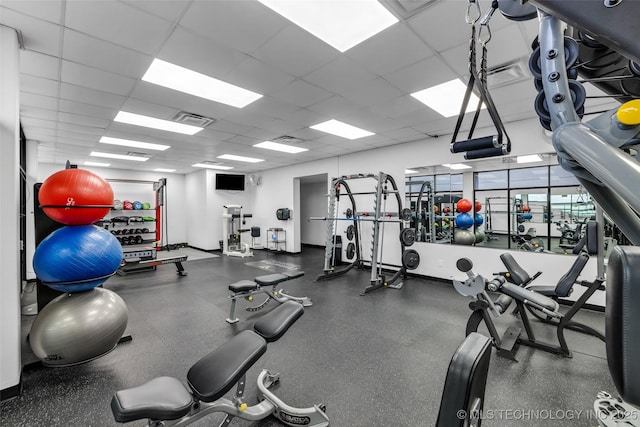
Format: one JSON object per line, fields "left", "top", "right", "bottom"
{"left": 475, "top": 200, "right": 482, "bottom": 213}
{"left": 522, "top": 205, "right": 531, "bottom": 212}
{"left": 456, "top": 199, "right": 472, "bottom": 213}
{"left": 39, "top": 168, "right": 114, "bottom": 225}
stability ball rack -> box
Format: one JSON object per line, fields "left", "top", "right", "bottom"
{"left": 312, "top": 171, "right": 411, "bottom": 295}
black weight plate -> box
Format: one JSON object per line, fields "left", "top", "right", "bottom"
{"left": 400, "top": 228, "right": 416, "bottom": 247}
{"left": 529, "top": 37, "right": 580, "bottom": 80}
{"left": 346, "top": 225, "right": 354, "bottom": 241}
{"left": 346, "top": 242, "right": 355, "bottom": 260}
{"left": 401, "top": 208, "right": 412, "bottom": 221}
{"left": 534, "top": 91, "right": 551, "bottom": 121}
{"left": 568, "top": 79, "right": 586, "bottom": 110}
{"left": 534, "top": 78, "right": 543, "bottom": 92}
{"left": 402, "top": 249, "right": 420, "bottom": 270}
{"left": 540, "top": 117, "right": 552, "bottom": 131}
{"left": 345, "top": 208, "right": 353, "bottom": 218}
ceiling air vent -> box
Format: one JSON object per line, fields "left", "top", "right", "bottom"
{"left": 381, "top": 0, "right": 441, "bottom": 19}
{"left": 127, "top": 151, "right": 150, "bottom": 158}
{"left": 486, "top": 58, "right": 530, "bottom": 88}
{"left": 272, "top": 135, "right": 303, "bottom": 144}
{"left": 170, "top": 111, "right": 215, "bottom": 128}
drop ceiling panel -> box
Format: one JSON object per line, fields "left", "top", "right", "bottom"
{"left": 384, "top": 55, "right": 454, "bottom": 93}
{"left": 21, "top": 75, "right": 59, "bottom": 98}
{"left": 156, "top": 26, "right": 250, "bottom": 86}
{"left": 347, "top": 23, "right": 433, "bottom": 75}
{"left": 367, "top": 95, "right": 424, "bottom": 120}
{"left": 59, "top": 82, "right": 126, "bottom": 110}
{"left": 252, "top": 25, "right": 340, "bottom": 78}
{"left": 21, "top": 117, "right": 58, "bottom": 130}
{"left": 57, "top": 122, "right": 108, "bottom": 136}
{"left": 179, "top": 0, "right": 286, "bottom": 54}
{"left": 20, "top": 50, "right": 60, "bottom": 80}
{"left": 305, "top": 95, "right": 363, "bottom": 118}
{"left": 62, "top": 30, "right": 153, "bottom": 78}
{"left": 120, "top": 0, "right": 189, "bottom": 22}
{"left": 57, "top": 111, "right": 110, "bottom": 129}
{"left": 408, "top": 0, "right": 472, "bottom": 52}
{"left": 127, "top": 83, "right": 235, "bottom": 120}
{"left": 21, "top": 108, "right": 58, "bottom": 121}
{"left": 0, "top": 7, "right": 62, "bottom": 55}
{"left": 233, "top": 57, "right": 295, "bottom": 96}
{"left": 64, "top": 0, "right": 174, "bottom": 54}
{"left": 21, "top": 92, "right": 59, "bottom": 111}
{"left": 1, "top": 0, "right": 63, "bottom": 25}
{"left": 270, "top": 80, "right": 333, "bottom": 108}
{"left": 61, "top": 61, "right": 136, "bottom": 96}
{"left": 379, "top": 126, "right": 426, "bottom": 142}
{"left": 341, "top": 77, "right": 405, "bottom": 108}
{"left": 58, "top": 99, "right": 115, "bottom": 120}
{"left": 304, "top": 57, "right": 378, "bottom": 96}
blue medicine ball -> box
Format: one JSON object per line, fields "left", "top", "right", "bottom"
{"left": 455, "top": 213, "right": 474, "bottom": 230}
{"left": 33, "top": 225, "right": 123, "bottom": 292}
{"left": 474, "top": 213, "right": 484, "bottom": 226}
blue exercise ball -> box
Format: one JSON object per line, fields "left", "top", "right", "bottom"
{"left": 455, "top": 213, "right": 474, "bottom": 230}
{"left": 522, "top": 213, "right": 533, "bottom": 220}
{"left": 474, "top": 213, "right": 484, "bottom": 226}
{"left": 29, "top": 288, "right": 128, "bottom": 366}
{"left": 33, "top": 225, "right": 123, "bottom": 292}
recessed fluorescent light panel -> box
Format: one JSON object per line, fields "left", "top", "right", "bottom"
{"left": 114, "top": 111, "right": 203, "bottom": 135}
{"left": 217, "top": 154, "right": 264, "bottom": 163}
{"left": 257, "top": 0, "right": 398, "bottom": 52}
{"left": 142, "top": 59, "right": 262, "bottom": 108}
{"left": 154, "top": 168, "right": 176, "bottom": 172}
{"left": 310, "top": 119, "right": 374, "bottom": 140}
{"left": 517, "top": 154, "right": 543, "bottom": 164}
{"left": 405, "top": 169, "right": 418, "bottom": 174}
{"left": 411, "top": 79, "right": 486, "bottom": 118}
{"left": 254, "top": 141, "right": 308, "bottom": 154}
{"left": 84, "top": 161, "right": 110, "bottom": 167}
{"left": 192, "top": 163, "right": 234, "bottom": 170}
{"left": 100, "top": 136, "right": 170, "bottom": 151}
{"left": 90, "top": 151, "right": 149, "bottom": 162}
{"left": 442, "top": 163, "right": 472, "bottom": 170}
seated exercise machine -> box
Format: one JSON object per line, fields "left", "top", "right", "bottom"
{"left": 226, "top": 270, "right": 312, "bottom": 324}
{"left": 111, "top": 301, "right": 330, "bottom": 426}
{"left": 453, "top": 257, "right": 578, "bottom": 360}
{"left": 593, "top": 246, "right": 640, "bottom": 426}
{"left": 499, "top": 252, "right": 604, "bottom": 342}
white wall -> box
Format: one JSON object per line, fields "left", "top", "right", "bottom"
{"left": 300, "top": 181, "right": 329, "bottom": 246}
{"left": 1, "top": 25, "right": 21, "bottom": 395}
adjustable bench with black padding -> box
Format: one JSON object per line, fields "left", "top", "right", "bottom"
{"left": 226, "top": 270, "right": 312, "bottom": 324}
{"left": 111, "top": 301, "right": 330, "bottom": 427}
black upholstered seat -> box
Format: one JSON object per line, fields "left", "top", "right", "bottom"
{"left": 187, "top": 330, "right": 266, "bottom": 403}
{"left": 500, "top": 253, "right": 532, "bottom": 285}
{"left": 282, "top": 270, "right": 304, "bottom": 280}
{"left": 500, "top": 282, "right": 558, "bottom": 312}
{"left": 111, "top": 376, "right": 193, "bottom": 423}
{"left": 606, "top": 246, "right": 640, "bottom": 406}
{"left": 254, "top": 301, "right": 304, "bottom": 342}
{"left": 229, "top": 279, "right": 258, "bottom": 293}
{"left": 436, "top": 333, "right": 492, "bottom": 427}
{"left": 254, "top": 273, "right": 288, "bottom": 286}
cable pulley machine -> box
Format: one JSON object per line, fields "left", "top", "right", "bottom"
{"left": 450, "top": 0, "right": 511, "bottom": 160}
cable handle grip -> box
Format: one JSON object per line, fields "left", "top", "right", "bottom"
{"left": 450, "top": 135, "right": 501, "bottom": 153}
{"left": 464, "top": 144, "right": 510, "bottom": 160}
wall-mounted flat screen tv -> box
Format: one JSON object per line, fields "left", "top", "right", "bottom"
{"left": 215, "top": 173, "right": 245, "bottom": 191}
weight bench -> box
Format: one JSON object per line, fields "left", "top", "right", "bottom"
{"left": 111, "top": 301, "right": 330, "bottom": 427}
{"left": 226, "top": 270, "right": 312, "bottom": 324}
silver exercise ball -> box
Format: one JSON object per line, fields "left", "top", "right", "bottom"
{"left": 455, "top": 229, "right": 476, "bottom": 245}
{"left": 474, "top": 229, "right": 486, "bottom": 243}
{"left": 29, "top": 288, "right": 128, "bottom": 367}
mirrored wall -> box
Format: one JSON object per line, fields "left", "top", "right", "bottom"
{"left": 406, "top": 164, "right": 603, "bottom": 254}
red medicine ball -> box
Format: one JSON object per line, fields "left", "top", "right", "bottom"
{"left": 39, "top": 168, "right": 114, "bottom": 225}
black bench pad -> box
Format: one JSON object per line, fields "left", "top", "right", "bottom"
{"left": 111, "top": 376, "right": 192, "bottom": 423}
{"left": 229, "top": 279, "right": 258, "bottom": 293}
{"left": 501, "top": 282, "right": 557, "bottom": 312}
{"left": 254, "top": 273, "right": 288, "bottom": 286}
{"left": 282, "top": 270, "right": 304, "bottom": 280}
{"left": 187, "top": 330, "right": 266, "bottom": 403}
{"left": 254, "top": 301, "right": 304, "bottom": 342}
{"left": 525, "top": 285, "right": 557, "bottom": 296}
